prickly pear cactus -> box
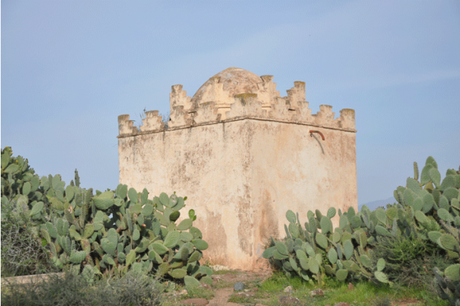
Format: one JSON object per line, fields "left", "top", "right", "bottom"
{"left": 40, "top": 185, "right": 211, "bottom": 282}
{"left": 394, "top": 156, "right": 460, "bottom": 219}
{"left": 398, "top": 157, "right": 460, "bottom": 303}
{"left": 392, "top": 157, "right": 460, "bottom": 259}
{"left": 1, "top": 146, "right": 50, "bottom": 226}
{"left": 1, "top": 147, "right": 211, "bottom": 284}
{"left": 263, "top": 207, "right": 390, "bottom": 285}
{"left": 434, "top": 266, "right": 460, "bottom": 306}
{"left": 263, "top": 156, "right": 459, "bottom": 291}
{"left": 264, "top": 156, "right": 460, "bottom": 290}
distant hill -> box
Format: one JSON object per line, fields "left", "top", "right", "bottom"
{"left": 358, "top": 197, "right": 395, "bottom": 211}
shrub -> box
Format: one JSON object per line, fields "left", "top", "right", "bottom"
{"left": 371, "top": 229, "right": 448, "bottom": 288}
{"left": 1, "top": 270, "right": 163, "bottom": 306}
{"left": 1, "top": 211, "right": 57, "bottom": 277}
{"left": 1, "top": 147, "right": 57, "bottom": 276}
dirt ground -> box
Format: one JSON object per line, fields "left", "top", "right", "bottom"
{"left": 164, "top": 270, "right": 271, "bottom": 306}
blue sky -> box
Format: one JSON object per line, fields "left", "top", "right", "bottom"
{"left": 2, "top": 0, "right": 460, "bottom": 206}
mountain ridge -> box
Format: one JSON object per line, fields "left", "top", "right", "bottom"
{"left": 358, "top": 197, "right": 395, "bottom": 211}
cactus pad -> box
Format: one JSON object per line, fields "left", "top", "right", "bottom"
{"left": 327, "top": 207, "right": 336, "bottom": 219}
{"left": 316, "top": 232, "right": 328, "bottom": 250}
{"left": 336, "top": 269, "right": 348, "bottom": 281}
{"left": 444, "top": 264, "right": 460, "bottom": 281}
{"left": 438, "top": 234, "right": 459, "bottom": 251}
{"left": 192, "top": 239, "right": 209, "bottom": 251}
{"left": 308, "top": 257, "right": 319, "bottom": 274}
{"left": 93, "top": 191, "right": 114, "bottom": 210}
{"left": 169, "top": 268, "right": 187, "bottom": 279}
{"left": 429, "top": 167, "right": 441, "bottom": 188}
{"left": 286, "top": 210, "right": 296, "bottom": 223}
{"left": 375, "top": 225, "right": 391, "bottom": 237}
{"left": 428, "top": 231, "right": 442, "bottom": 243}
{"left": 374, "top": 271, "right": 389, "bottom": 283}
{"left": 344, "top": 240, "right": 353, "bottom": 260}
{"left": 177, "top": 218, "right": 193, "bottom": 230}
{"left": 360, "top": 255, "right": 371, "bottom": 268}
{"left": 320, "top": 216, "right": 332, "bottom": 234}
{"left": 184, "top": 275, "right": 201, "bottom": 289}
{"left": 275, "top": 241, "right": 288, "bottom": 256}
{"left": 327, "top": 248, "right": 338, "bottom": 264}
{"left": 376, "top": 258, "right": 386, "bottom": 272}
{"left": 438, "top": 208, "right": 453, "bottom": 222}
{"left": 69, "top": 250, "right": 87, "bottom": 264}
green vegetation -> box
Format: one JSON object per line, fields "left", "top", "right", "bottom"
{"left": 264, "top": 156, "right": 460, "bottom": 305}
{"left": 1, "top": 270, "right": 163, "bottom": 306}
{"left": 1, "top": 146, "right": 211, "bottom": 285}
{"left": 173, "top": 269, "right": 448, "bottom": 306}
{"left": 1, "top": 213, "right": 58, "bottom": 277}
{"left": 250, "top": 271, "right": 448, "bottom": 306}
{"left": 262, "top": 205, "right": 390, "bottom": 285}
{"left": 2, "top": 146, "right": 459, "bottom": 305}
{"left": 1, "top": 147, "right": 58, "bottom": 277}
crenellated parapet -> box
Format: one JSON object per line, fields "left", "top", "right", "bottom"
{"left": 118, "top": 67, "right": 356, "bottom": 137}
{"left": 257, "top": 75, "right": 280, "bottom": 110}
{"left": 338, "top": 109, "right": 355, "bottom": 130}
{"left": 140, "top": 111, "right": 165, "bottom": 132}
{"left": 168, "top": 85, "right": 193, "bottom": 129}
{"left": 170, "top": 85, "right": 192, "bottom": 112}
{"left": 225, "top": 93, "right": 267, "bottom": 119}
{"left": 118, "top": 114, "right": 139, "bottom": 136}
{"left": 312, "top": 105, "right": 337, "bottom": 126}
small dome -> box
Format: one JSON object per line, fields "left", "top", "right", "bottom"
{"left": 191, "top": 67, "right": 262, "bottom": 104}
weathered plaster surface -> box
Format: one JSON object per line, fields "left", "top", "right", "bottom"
{"left": 118, "top": 68, "right": 357, "bottom": 271}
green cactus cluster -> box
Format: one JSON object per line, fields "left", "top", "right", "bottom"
{"left": 264, "top": 156, "right": 460, "bottom": 289}
{"left": 434, "top": 266, "right": 460, "bottom": 306}
{"left": 395, "top": 157, "right": 460, "bottom": 304}
{"left": 1, "top": 146, "right": 48, "bottom": 226}
{"left": 1, "top": 147, "right": 212, "bottom": 284}
{"left": 262, "top": 206, "right": 390, "bottom": 285}
{"left": 39, "top": 186, "right": 211, "bottom": 283}
{"left": 2, "top": 147, "right": 34, "bottom": 195}
{"left": 394, "top": 156, "right": 460, "bottom": 220}
{"left": 393, "top": 157, "right": 460, "bottom": 260}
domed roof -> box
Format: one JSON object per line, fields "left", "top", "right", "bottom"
{"left": 191, "top": 67, "right": 262, "bottom": 104}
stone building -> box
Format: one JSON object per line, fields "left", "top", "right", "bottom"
{"left": 118, "top": 67, "right": 357, "bottom": 271}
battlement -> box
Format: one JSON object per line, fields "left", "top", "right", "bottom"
{"left": 118, "top": 68, "right": 356, "bottom": 137}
